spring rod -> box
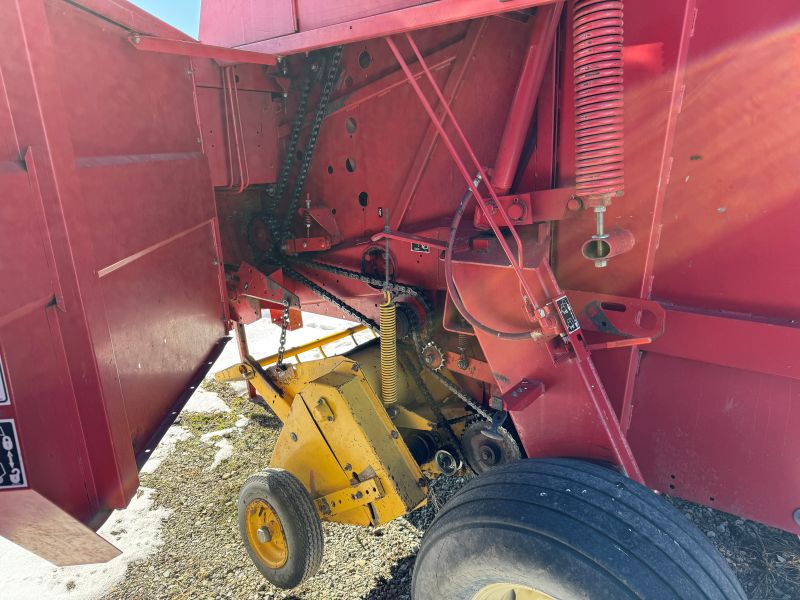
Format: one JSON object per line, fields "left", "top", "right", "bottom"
{"left": 380, "top": 291, "right": 398, "bottom": 405}
{"left": 574, "top": 0, "right": 625, "bottom": 201}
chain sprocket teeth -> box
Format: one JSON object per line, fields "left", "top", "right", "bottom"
{"left": 421, "top": 341, "right": 445, "bottom": 371}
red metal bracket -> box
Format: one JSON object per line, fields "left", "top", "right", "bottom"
{"left": 473, "top": 187, "right": 580, "bottom": 229}
{"left": 227, "top": 262, "right": 301, "bottom": 326}
{"left": 371, "top": 230, "right": 447, "bottom": 253}
{"left": 128, "top": 34, "right": 277, "bottom": 66}
{"left": 497, "top": 380, "right": 546, "bottom": 412}
{"left": 283, "top": 204, "right": 342, "bottom": 254}
{"left": 566, "top": 290, "right": 666, "bottom": 340}
{"left": 444, "top": 351, "right": 495, "bottom": 384}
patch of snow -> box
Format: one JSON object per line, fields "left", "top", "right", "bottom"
{"left": 140, "top": 426, "right": 192, "bottom": 475}
{"left": 200, "top": 427, "right": 235, "bottom": 442}
{"left": 227, "top": 380, "right": 249, "bottom": 396}
{"left": 0, "top": 487, "right": 170, "bottom": 600}
{"left": 208, "top": 438, "right": 233, "bottom": 471}
{"left": 235, "top": 415, "right": 250, "bottom": 429}
{"left": 199, "top": 427, "right": 236, "bottom": 471}
{"left": 183, "top": 388, "right": 230, "bottom": 414}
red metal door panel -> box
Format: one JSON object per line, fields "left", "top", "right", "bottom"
{"left": 44, "top": 0, "right": 227, "bottom": 454}
{"left": 0, "top": 0, "right": 228, "bottom": 558}
{"left": 629, "top": 353, "right": 800, "bottom": 533}
{"left": 100, "top": 223, "right": 224, "bottom": 451}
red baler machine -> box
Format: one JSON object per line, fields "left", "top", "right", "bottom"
{"left": 0, "top": 0, "right": 798, "bottom": 583}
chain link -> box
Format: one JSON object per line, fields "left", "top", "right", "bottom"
{"left": 276, "top": 300, "right": 291, "bottom": 369}
{"left": 288, "top": 256, "right": 433, "bottom": 328}
{"left": 278, "top": 46, "right": 343, "bottom": 245}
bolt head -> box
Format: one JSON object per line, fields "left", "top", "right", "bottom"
{"left": 256, "top": 526, "right": 272, "bottom": 544}
{"left": 290, "top": 432, "right": 298, "bottom": 442}
{"left": 594, "top": 259, "right": 608, "bottom": 268}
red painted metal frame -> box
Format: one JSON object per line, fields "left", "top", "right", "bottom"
{"left": 387, "top": 30, "right": 642, "bottom": 481}
{"left": 234, "top": 0, "right": 557, "bottom": 55}
{"left": 129, "top": 34, "right": 278, "bottom": 66}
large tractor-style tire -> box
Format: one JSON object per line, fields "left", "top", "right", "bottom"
{"left": 412, "top": 458, "right": 746, "bottom": 600}
{"left": 238, "top": 468, "right": 324, "bottom": 589}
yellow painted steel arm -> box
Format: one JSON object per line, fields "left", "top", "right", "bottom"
{"left": 256, "top": 324, "right": 369, "bottom": 367}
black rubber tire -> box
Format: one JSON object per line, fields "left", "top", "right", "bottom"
{"left": 412, "top": 458, "right": 746, "bottom": 600}
{"left": 238, "top": 468, "right": 324, "bottom": 589}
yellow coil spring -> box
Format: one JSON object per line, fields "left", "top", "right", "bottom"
{"left": 379, "top": 291, "right": 398, "bottom": 405}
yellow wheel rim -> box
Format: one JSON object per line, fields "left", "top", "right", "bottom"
{"left": 244, "top": 499, "right": 288, "bottom": 569}
{"left": 472, "top": 582, "right": 556, "bottom": 600}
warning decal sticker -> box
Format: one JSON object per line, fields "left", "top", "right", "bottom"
{"left": 555, "top": 296, "right": 581, "bottom": 334}
{"left": 0, "top": 419, "right": 27, "bottom": 489}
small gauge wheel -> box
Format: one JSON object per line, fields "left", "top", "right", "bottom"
{"left": 238, "top": 468, "right": 324, "bottom": 589}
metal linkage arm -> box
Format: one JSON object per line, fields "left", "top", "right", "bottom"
{"left": 385, "top": 34, "right": 546, "bottom": 325}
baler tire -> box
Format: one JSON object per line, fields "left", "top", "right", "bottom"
{"left": 412, "top": 458, "right": 746, "bottom": 600}
{"left": 238, "top": 468, "right": 324, "bottom": 589}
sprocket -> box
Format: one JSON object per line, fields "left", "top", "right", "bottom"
{"left": 460, "top": 418, "right": 521, "bottom": 475}
{"left": 421, "top": 341, "right": 445, "bottom": 372}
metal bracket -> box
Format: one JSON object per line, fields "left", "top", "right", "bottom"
{"left": 314, "top": 477, "right": 385, "bottom": 518}
{"left": 227, "top": 262, "right": 301, "bottom": 326}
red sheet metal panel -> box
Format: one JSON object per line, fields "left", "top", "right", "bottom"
{"left": 550, "top": 0, "right": 800, "bottom": 532}
{"left": 199, "top": 0, "right": 298, "bottom": 48}
{"left": 0, "top": 0, "right": 227, "bottom": 555}
{"left": 297, "top": 0, "right": 430, "bottom": 32}
{"left": 47, "top": 0, "right": 227, "bottom": 455}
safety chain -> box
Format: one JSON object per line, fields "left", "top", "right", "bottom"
{"left": 276, "top": 300, "right": 290, "bottom": 369}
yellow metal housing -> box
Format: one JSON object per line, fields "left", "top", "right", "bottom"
{"left": 218, "top": 328, "right": 467, "bottom": 528}
{"left": 269, "top": 356, "right": 427, "bottom": 525}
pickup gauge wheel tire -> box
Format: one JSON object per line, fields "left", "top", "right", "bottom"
{"left": 412, "top": 458, "right": 746, "bottom": 600}
{"left": 238, "top": 468, "right": 324, "bottom": 589}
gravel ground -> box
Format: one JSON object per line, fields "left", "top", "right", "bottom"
{"left": 99, "top": 379, "right": 800, "bottom": 600}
